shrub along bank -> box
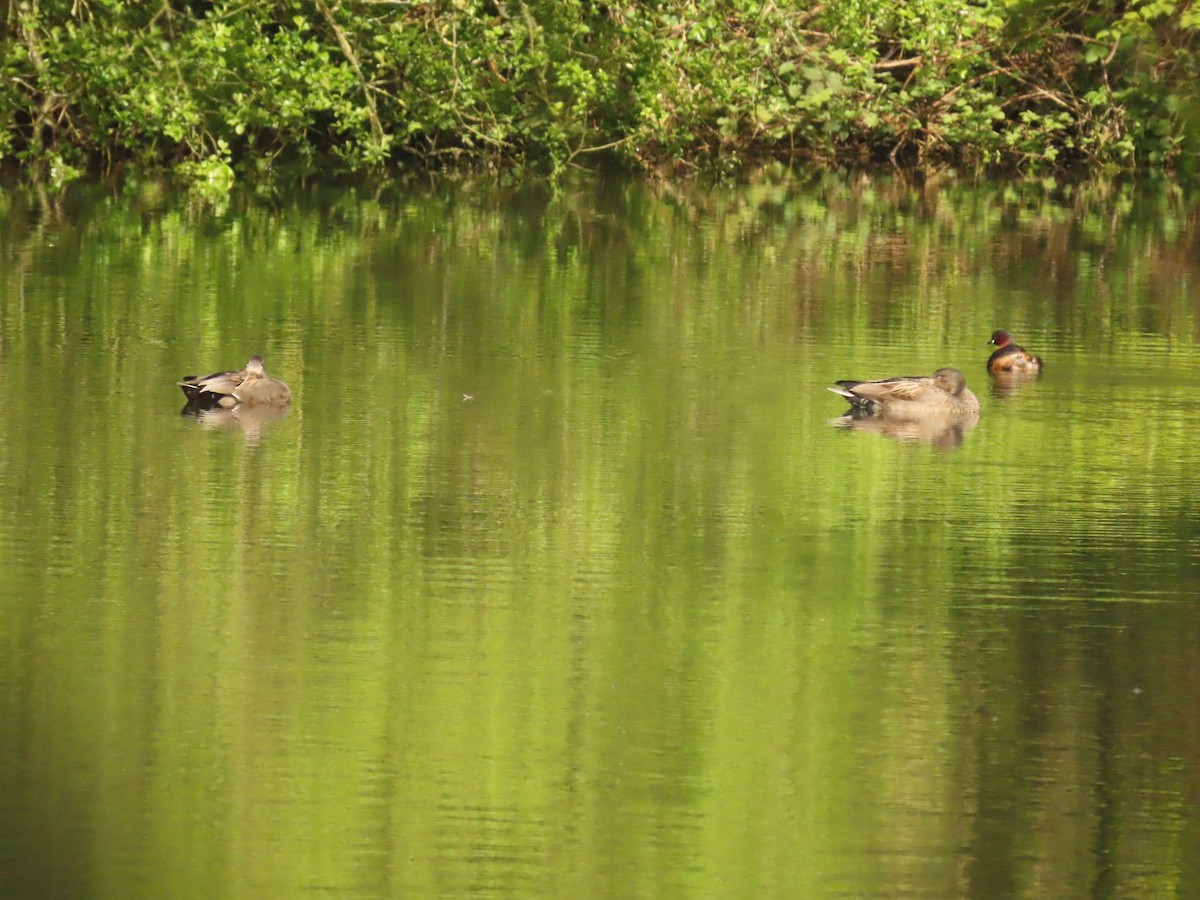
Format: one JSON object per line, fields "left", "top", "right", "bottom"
{"left": 2, "top": 0, "right": 1198, "bottom": 183}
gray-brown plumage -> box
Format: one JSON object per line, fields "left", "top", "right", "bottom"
{"left": 828, "top": 368, "right": 980, "bottom": 421}
{"left": 179, "top": 356, "right": 291, "bottom": 409}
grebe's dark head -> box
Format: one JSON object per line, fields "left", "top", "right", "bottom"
{"left": 988, "top": 330, "right": 1014, "bottom": 348}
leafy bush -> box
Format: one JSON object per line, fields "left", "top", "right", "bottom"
{"left": 1, "top": 0, "right": 1197, "bottom": 181}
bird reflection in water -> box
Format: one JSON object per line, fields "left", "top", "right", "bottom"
{"left": 182, "top": 403, "right": 291, "bottom": 446}
{"left": 829, "top": 412, "right": 977, "bottom": 450}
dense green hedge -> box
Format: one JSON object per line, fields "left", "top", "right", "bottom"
{"left": 2, "top": 0, "right": 1198, "bottom": 182}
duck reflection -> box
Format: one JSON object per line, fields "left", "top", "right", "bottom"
{"left": 988, "top": 370, "right": 1040, "bottom": 399}
{"left": 181, "top": 402, "right": 290, "bottom": 445}
{"left": 830, "top": 412, "right": 977, "bottom": 449}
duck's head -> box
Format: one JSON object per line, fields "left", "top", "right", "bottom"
{"left": 932, "top": 368, "right": 967, "bottom": 395}
{"left": 988, "top": 330, "right": 1014, "bottom": 348}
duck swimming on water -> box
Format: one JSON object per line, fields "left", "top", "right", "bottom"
{"left": 828, "top": 368, "right": 981, "bottom": 421}
{"left": 987, "top": 330, "right": 1042, "bottom": 376}
{"left": 179, "top": 356, "right": 291, "bottom": 409}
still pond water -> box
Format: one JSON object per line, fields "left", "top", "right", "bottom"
{"left": 1, "top": 173, "right": 1199, "bottom": 898}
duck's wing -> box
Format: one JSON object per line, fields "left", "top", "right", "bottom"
{"left": 205, "top": 371, "right": 246, "bottom": 393}
{"left": 881, "top": 379, "right": 930, "bottom": 400}
{"left": 179, "top": 367, "right": 249, "bottom": 401}
{"left": 828, "top": 383, "right": 881, "bottom": 419}
{"left": 847, "top": 376, "right": 932, "bottom": 403}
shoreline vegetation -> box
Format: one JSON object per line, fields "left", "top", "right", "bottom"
{"left": 2, "top": 0, "right": 1198, "bottom": 187}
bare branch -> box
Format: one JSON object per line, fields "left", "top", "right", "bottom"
{"left": 314, "top": 0, "right": 387, "bottom": 152}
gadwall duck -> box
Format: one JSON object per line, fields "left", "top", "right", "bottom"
{"left": 829, "top": 367, "right": 981, "bottom": 421}
{"left": 179, "top": 356, "right": 291, "bottom": 409}
{"left": 987, "top": 330, "right": 1042, "bottom": 375}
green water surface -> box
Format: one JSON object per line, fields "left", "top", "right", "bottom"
{"left": 1, "top": 174, "right": 1198, "bottom": 898}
